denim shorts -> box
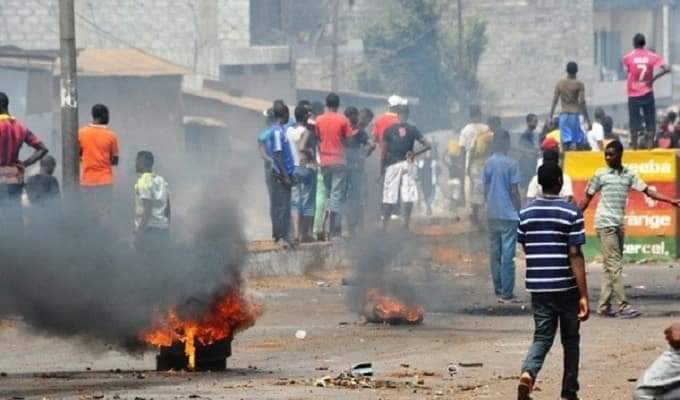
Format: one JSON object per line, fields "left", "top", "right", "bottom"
{"left": 291, "top": 166, "right": 317, "bottom": 217}
{"left": 559, "top": 113, "right": 585, "bottom": 146}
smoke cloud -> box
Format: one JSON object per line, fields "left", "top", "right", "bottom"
{"left": 346, "top": 230, "right": 425, "bottom": 313}
{"left": 0, "top": 192, "right": 246, "bottom": 352}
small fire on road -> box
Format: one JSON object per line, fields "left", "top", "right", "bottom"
{"left": 141, "top": 285, "right": 262, "bottom": 370}
{"left": 364, "top": 288, "right": 424, "bottom": 325}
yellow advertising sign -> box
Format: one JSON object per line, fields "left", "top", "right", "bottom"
{"left": 565, "top": 150, "right": 677, "bottom": 182}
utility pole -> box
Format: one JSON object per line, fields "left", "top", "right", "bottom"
{"left": 456, "top": 0, "right": 464, "bottom": 65}
{"left": 330, "top": 0, "right": 339, "bottom": 91}
{"left": 58, "top": 0, "right": 80, "bottom": 195}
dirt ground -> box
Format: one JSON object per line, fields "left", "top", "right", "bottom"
{"left": 1, "top": 229, "right": 679, "bottom": 399}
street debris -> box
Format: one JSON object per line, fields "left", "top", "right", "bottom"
{"left": 447, "top": 364, "right": 458, "bottom": 376}
{"left": 458, "top": 362, "right": 484, "bottom": 368}
{"left": 351, "top": 362, "right": 373, "bottom": 377}
{"left": 295, "top": 330, "right": 307, "bottom": 340}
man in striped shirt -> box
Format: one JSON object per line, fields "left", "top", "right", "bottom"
{"left": 581, "top": 140, "right": 680, "bottom": 318}
{"left": 517, "top": 163, "right": 590, "bottom": 400}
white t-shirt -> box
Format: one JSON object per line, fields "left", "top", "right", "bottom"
{"left": 526, "top": 173, "right": 574, "bottom": 199}
{"left": 459, "top": 123, "right": 490, "bottom": 169}
{"left": 285, "top": 125, "right": 306, "bottom": 167}
{"left": 587, "top": 122, "right": 604, "bottom": 151}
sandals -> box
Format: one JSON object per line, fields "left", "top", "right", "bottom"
{"left": 517, "top": 373, "right": 533, "bottom": 400}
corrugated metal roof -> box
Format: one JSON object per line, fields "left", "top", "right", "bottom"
{"left": 75, "top": 48, "right": 189, "bottom": 77}
{"left": 183, "top": 87, "right": 271, "bottom": 113}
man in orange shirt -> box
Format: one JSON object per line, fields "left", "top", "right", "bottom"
{"left": 79, "top": 104, "right": 119, "bottom": 226}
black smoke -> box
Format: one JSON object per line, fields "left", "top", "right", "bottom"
{"left": 0, "top": 193, "right": 246, "bottom": 352}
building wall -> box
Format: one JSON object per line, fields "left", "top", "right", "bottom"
{"left": 0, "top": 0, "right": 250, "bottom": 76}
{"left": 452, "top": 0, "right": 595, "bottom": 117}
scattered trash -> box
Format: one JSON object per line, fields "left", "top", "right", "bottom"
{"left": 459, "top": 362, "right": 484, "bottom": 368}
{"left": 400, "top": 363, "right": 410, "bottom": 368}
{"left": 338, "top": 321, "right": 349, "bottom": 326}
{"left": 435, "top": 390, "right": 444, "bottom": 396}
{"left": 315, "top": 375, "right": 331, "bottom": 387}
{"left": 351, "top": 362, "right": 373, "bottom": 377}
{"left": 0, "top": 372, "right": 6, "bottom": 377}
{"left": 316, "top": 281, "right": 331, "bottom": 288}
{"left": 136, "top": 373, "right": 146, "bottom": 379}
{"left": 634, "top": 285, "right": 647, "bottom": 290}
{"left": 295, "top": 330, "right": 307, "bottom": 340}
{"left": 628, "top": 378, "right": 638, "bottom": 382}
{"left": 447, "top": 364, "right": 458, "bottom": 376}
{"left": 624, "top": 284, "right": 632, "bottom": 289}
{"left": 188, "top": 395, "right": 201, "bottom": 398}
{"left": 458, "top": 384, "right": 483, "bottom": 391}
{"left": 423, "top": 371, "right": 435, "bottom": 377}
{"left": 93, "top": 395, "right": 104, "bottom": 400}
{"left": 316, "top": 366, "right": 329, "bottom": 371}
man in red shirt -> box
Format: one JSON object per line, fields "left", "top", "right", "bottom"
{"left": 623, "top": 33, "right": 670, "bottom": 149}
{"left": 0, "top": 92, "right": 49, "bottom": 234}
{"left": 315, "top": 93, "right": 353, "bottom": 239}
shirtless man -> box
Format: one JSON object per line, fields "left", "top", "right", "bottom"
{"left": 549, "top": 62, "right": 591, "bottom": 151}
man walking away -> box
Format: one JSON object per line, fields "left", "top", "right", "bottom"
{"left": 344, "top": 107, "right": 375, "bottom": 235}
{"left": 133, "top": 151, "right": 170, "bottom": 255}
{"left": 482, "top": 130, "right": 521, "bottom": 302}
{"left": 517, "top": 163, "right": 590, "bottom": 400}
{"left": 381, "top": 104, "right": 430, "bottom": 231}
{"left": 316, "top": 93, "right": 353, "bottom": 239}
{"left": 634, "top": 322, "right": 680, "bottom": 400}
{"left": 0, "top": 92, "right": 48, "bottom": 237}
{"left": 459, "top": 105, "right": 491, "bottom": 224}
{"left": 518, "top": 113, "right": 539, "bottom": 196}
{"left": 623, "top": 33, "right": 670, "bottom": 149}
{"left": 580, "top": 141, "right": 680, "bottom": 318}
{"left": 286, "top": 105, "right": 317, "bottom": 243}
{"left": 549, "top": 62, "right": 591, "bottom": 151}
{"left": 79, "top": 104, "right": 119, "bottom": 226}
{"left": 25, "top": 155, "right": 60, "bottom": 208}
{"left": 267, "top": 102, "right": 296, "bottom": 248}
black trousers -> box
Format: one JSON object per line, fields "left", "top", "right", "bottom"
{"left": 271, "top": 173, "right": 292, "bottom": 241}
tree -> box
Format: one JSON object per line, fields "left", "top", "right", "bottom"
{"left": 358, "top": 0, "right": 487, "bottom": 130}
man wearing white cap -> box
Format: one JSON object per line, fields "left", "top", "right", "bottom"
{"left": 373, "top": 95, "right": 404, "bottom": 169}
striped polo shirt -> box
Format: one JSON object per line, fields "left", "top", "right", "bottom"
{"left": 586, "top": 166, "right": 647, "bottom": 229}
{"left": 517, "top": 196, "right": 586, "bottom": 292}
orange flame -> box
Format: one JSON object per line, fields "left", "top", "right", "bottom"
{"left": 366, "top": 288, "right": 424, "bottom": 324}
{"left": 141, "top": 286, "right": 262, "bottom": 369}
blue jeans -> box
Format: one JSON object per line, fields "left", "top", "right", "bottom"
{"left": 487, "top": 219, "right": 518, "bottom": 299}
{"left": 522, "top": 289, "right": 581, "bottom": 399}
{"left": 321, "top": 165, "right": 347, "bottom": 214}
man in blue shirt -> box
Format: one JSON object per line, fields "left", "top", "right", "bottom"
{"left": 516, "top": 163, "right": 590, "bottom": 400}
{"left": 482, "top": 129, "right": 521, "bottom": 302}
{"left": 266, "top": 101, "right": 295, "bottom": 248}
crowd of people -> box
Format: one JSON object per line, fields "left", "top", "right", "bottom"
{"left": 256, "top": 93, "right": 432, "bottom": 248}
{"left": 0, "top": 94, "right": 169, "bottom": 255}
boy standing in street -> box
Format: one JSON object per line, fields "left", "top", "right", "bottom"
{"left": 581, "top": 141, "right": 680, "bottom": 318}
{"left": 517, "top": 163, "right": 590, "bottom": 400}
{"left": 133, "top": 151, "right": 170, "bottom": 255}
{"left": 25, "top": 155, "right": 60, "bottom": 208}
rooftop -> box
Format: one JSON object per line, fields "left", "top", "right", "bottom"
{"left": 75, "top": 48, "right": 189, "bottom": 77}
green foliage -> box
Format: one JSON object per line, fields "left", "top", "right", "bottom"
{"left": 358, "top": 0, "right": 487, "bottom": 128}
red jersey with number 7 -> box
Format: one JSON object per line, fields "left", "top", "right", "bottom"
{"left": 623, "top": 49, "right": 665, "bottom": 98}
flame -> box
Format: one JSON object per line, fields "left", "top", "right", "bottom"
{"left": 366, "top": 288, "right": 424, "bottom": 324}
{"left": 141, "top": 286, "right": 262, "bottom": 369}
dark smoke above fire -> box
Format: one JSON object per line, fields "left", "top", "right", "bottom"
{"left": 0, "top": 194, "right": 251, "bottom": 352}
